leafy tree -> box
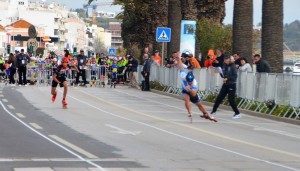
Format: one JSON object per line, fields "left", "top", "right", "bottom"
{"left": 196, "top": 18, "right": 232, "bottom": 60}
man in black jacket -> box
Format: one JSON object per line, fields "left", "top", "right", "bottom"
{"left": 142, "top": 54, "right": 151, "bottom": 91}
{"left": 127, "top": 55, "right": 139, "bottom": 89}
{"left": 211, "top": 55, "right": 241, "bottom": 119}
{"left": 253, "top": 54, "right": 271, "bottom": 73}
{"left": 16, "top": 49, "right": 30, "bottom": 86}
{"left": 75, "top": 49, "right": 87, "bottom": 86}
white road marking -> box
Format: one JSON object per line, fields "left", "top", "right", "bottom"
{"left": 16, "top": 113, "right": 26, "bottom": 118}
{"left": 7, "top": 105, "right": 15, "bottom": 109}
{"left": 0, "top": 101, "right": 106, "bottom": 171}
{"left": 0, "top": 94, "right": 4, "bottom": 97}
{"left": 29, "top": 123, "right": 43, "bottom": 130}
{"left": 2, "top": 99, "right": 7, "bottom": 102}
{"left": 253, "top": 127, "right": 300, "bottom": 138}
{"left": 14, "top": 168, "right": 54, "bottom": 171}
{"left": 0, "top": 158, "right": 135, "bottom": 162}
{"left": 72, "top": 91, "right": 300, "bottom": 171}
{"left": 105, "top": 124, "right": 141, "bottom": 136}
{"left": 49, "top": 135, "right": 98, "bottom": 159}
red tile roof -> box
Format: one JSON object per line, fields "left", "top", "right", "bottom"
{"left": 10, "top": 19, "right": 33, "bottom": 28}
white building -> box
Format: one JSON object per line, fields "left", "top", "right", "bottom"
{"left": 0, "top": 0, "right": 92, "bottom": 55}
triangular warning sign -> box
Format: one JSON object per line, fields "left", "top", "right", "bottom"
{"left": 158, "top": 30, "right": 169, "bottom": 40}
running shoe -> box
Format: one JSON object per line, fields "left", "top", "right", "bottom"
{"left": 233, "top": 114, "right": 241, "bottom": 119}
{"left": 52, "top": 94, "right": 57, "bottom": 102}
{"left": 62, "top": 99, "right": 68, "bottom": 105}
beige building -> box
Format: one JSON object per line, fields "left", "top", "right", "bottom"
{"left": 95, "top": 27, "right": 111, "bottom": 50}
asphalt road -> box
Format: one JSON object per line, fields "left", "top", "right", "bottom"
{"left": 0, "top": 85, "right": 299, "bottom": 171}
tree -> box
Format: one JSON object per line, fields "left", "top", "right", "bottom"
{"left": 196, "top": 0, "right": 227, "bottom": 23}
{"left": 181, "top": 0, "right": 197, "bottom": 20}
{"left": 196, "top": 18, "right": 232, "bottom": 59}
{"left": 167, "top": 0, "right": 181, "bottom": 57}
{"left": 147, "top": 0, "right": 168, "bottom": 52}
{"left": 232, "top": 0, "right": 253, "bottom": 62}
{"left": 262, "top": 0, "right": 283, "bottom": 73}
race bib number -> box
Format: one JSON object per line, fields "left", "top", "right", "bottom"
{"left": 112, "top": 68, "right": 117, "bottom": 73}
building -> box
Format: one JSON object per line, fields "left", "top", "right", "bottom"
{"left": 0, "top": 0, "right": 92, "bottom": 55}
{"left": 65, "top": 12, "right": 88, "bottom": 53}
{"left": 94, "top": 27, "right": 111, "bottom": 53}
{"left": 0, "top": 25, "right": 7, "bottom": 54}
{"left": 107, "top": 22, "right": 123, "bottom": 49}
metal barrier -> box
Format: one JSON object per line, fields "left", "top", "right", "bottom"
{"left": 143, "top": 64, "right": 300, "bottom": 119}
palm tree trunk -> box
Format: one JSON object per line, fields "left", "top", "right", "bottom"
{"left": 232, "top": 0, "right": 253, "bottom": 62}
{"left": 262, "top": 0, "right": 283, "bottom": 73}
{"left": 167, "top": 0, "right": 181, "bottom": 57}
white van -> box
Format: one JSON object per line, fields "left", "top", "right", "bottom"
{"left": 293, "top": 63, "right": 300, "bottom": 73}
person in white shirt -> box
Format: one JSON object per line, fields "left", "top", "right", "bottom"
{"left": 239, "top": 58, "right": 252, "bottom": 72}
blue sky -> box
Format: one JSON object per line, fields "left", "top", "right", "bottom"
{"left": 48, "top": 0, "right": 299, "bottom": 24}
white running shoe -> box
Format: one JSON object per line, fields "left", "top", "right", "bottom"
{"left": 233, "top": 114, "right": 241, "bottom": 119}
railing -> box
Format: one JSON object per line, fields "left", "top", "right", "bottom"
{"left": 141, "top": 64, "right": 300, "bottom": 120}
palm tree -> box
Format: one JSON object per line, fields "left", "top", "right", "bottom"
{"left": 262, "top": 0, "right": 283, "bottom": 73}
{"left": 147, "top": 0, "right": 169, "bottom": 53}
{"left": 232, "top": 0, "right": 253, "bottom": 62}
{"left": 167, "top": 0, "right": 181, "bottom": 56}
{"left": 181, "top": 0, "right": 197, "bottom": 20}
{"left": 196, "top": 0, "right": 227, "bottom": 23}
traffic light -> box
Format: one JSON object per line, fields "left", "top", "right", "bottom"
{"left": 7, "top": 45, "right": 11, "bottom": 54}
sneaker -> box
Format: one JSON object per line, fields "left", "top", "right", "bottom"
{"left": 211, "top": 112, "right": 216, "bottom": 116}
{"left": 62, "top": 99, "right": 68, "bottom": 105}
{"left": 18, "top": 84, "right": 22, "bottom": 87}
{"left": 52, "top": 94, "right": 57, "bottom": 102}
{"left": 233, "top": 114, "right": 241, "bottom": 119}
{"left": 24, "top": 84, "right": 28, "bottom": 87}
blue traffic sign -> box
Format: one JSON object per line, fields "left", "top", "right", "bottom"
{"left": 108, "top": 48, "right": 116, "bottom": 56}
{"left": 156, "top": 27, "right": 171, "bottom": 42}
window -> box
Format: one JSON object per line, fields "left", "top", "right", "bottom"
{"left": 18, "top": 1, "right": 25, "bottom": 5}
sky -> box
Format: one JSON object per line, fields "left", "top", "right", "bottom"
{"left": 45, "top": 0, "right": 299, "bottom": 24}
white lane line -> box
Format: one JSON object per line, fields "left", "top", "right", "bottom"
{"left": 7, "top": 105, "right": 15, "bottom": 109}
{"left": 49, "top": 135, "right": 98, "bottom": 159}
{"left": 16, "top": 113, "right": 26, "bottom": 118}
{"left": 0, "top": 94, "right": 4, "bottom": 97}
{"left": 29, "top": 123, "right": 43, "bottom": 130}
{"left": 115, "top": 90, "right": 300, "bottom": 139}
{"left": 2, "top": 99, "right": 8, "bottom": 102}
{"left": 70, "top": 91, "right": 300, "bottom": 171}
{"left": 14, "top": 168, "right": 54, "bottom": 171}
{"left": 0, "top": 101, "right": 106, "bottom": 171}
{"left": 105, "top": 124, "right": 141, "bottom": 136}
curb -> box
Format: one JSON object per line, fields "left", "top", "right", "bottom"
{"left": 150, "top": 89, "right": 300, "bottom": 126}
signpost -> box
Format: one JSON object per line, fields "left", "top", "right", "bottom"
{"left": 156, "top": 27, "right": 171, "bottom": 62}
{"left": 108, "top": 48, "right": 116, "bottom": 56}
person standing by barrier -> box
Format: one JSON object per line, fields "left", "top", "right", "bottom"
{"left": 253, "top": 54, "right": 271, "bottom": 73}
{"left": 239, "top": 58, "right": 252, "bottom": 72}
{"left": 141, "top": 54, "right": 151, "bottom": 91}
{"left": 51, "top": 57, "right": 79, "bottom": 108}
{"left": 211, "top": 55, "right": 241, "bottom": 119}
{"left": 127, "top": 55, "right": 139, "bottom": 89}
{"left": 75, "top": 50, "right": 88, "bottom": 86}
{"left": 212, "top": 49, "right": 225, "bottom": 68}
{"left": 8, "top": 53, "right": 17, "bottom": 86}
{"left": 175, "top": 52, "right": 217, "bottom": 123}
{"left": 16, "top": 49, "right": 30, "bottom": 86}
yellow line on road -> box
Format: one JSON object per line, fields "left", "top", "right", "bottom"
{"left": 49, "top": 135, "right": 98, "bottom": 159}
{"left": 79, "top": 90, "right": 300, "bottom": 159}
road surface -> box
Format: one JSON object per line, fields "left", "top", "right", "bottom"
{"left": 0, "top": 85, "right": 299, "bottom": 171}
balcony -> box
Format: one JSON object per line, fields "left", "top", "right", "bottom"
{"left": 59, "top": 35, "right": 65, "bottom": 42}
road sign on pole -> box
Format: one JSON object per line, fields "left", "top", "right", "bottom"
{"left": 156, "top": 27, "right": 171, "bottom": 42}
{"left": 108, "top": 48, "right": 116, "bottom": 56}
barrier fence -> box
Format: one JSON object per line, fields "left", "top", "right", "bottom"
{"left": 146, "top": 65, "right": 300, "bottom": 120}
